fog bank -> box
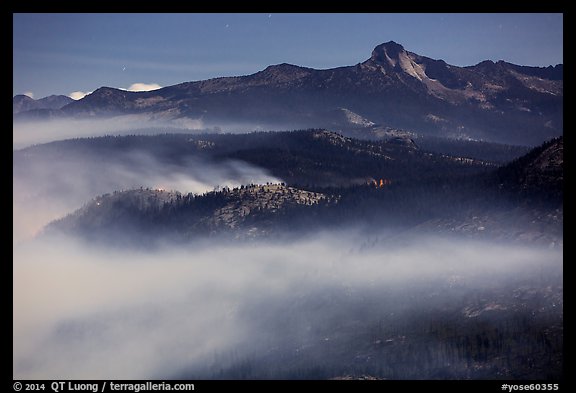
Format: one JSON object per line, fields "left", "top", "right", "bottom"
{"left": 13, "top": 233, "right": 562, "bottom": 379}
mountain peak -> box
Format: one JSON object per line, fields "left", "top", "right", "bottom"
{"left": 254, "top": 63, "right": 312, "bottom": 84}
{"left": 380, "top": 40, "right": 405, "bottom": 50}
{"left": 13, "top": 93, "right": 73, "bottom": 115}
{"left": 91, "top": 86, "right": 123, "bottom": 95}
{"left": 370, "top": 41, "right": 406, "bottom": 64}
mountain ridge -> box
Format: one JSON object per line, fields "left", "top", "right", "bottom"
{"left": 35, "top": 131, "right": 562, "bottom": 247}
{"left": 13, "top": 94, "right": 74, "bottom": 114}
{"left": 14, "top": 41, "right": 562, "bottom": 146}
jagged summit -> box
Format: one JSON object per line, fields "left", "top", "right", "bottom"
{"left": 365, "top": 40, "right": 429, "bottom": 82}
{"left": 370, "top": 41, "right": 407, "bottom": 65}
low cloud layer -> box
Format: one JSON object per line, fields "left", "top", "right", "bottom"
{"left": 69, "top": 91, "right": 91, "bottom": 100}
{"left": 13, "top": 117, "right": 304, "bottom": 151}
{"left": 68, "top": 82, "right": 160, "bottom": 100}
{"left": 13, "top": 234, "right": 562, "bottom": 379}
{"left": 13, "top": 118, "right": 204, "bottom": 149}
{"left": 126, "top": 82, "right": 162, "bottom": 92}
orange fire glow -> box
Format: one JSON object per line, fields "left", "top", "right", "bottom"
{"left": 369, "top": 178, "right": 392, "bottom": 188}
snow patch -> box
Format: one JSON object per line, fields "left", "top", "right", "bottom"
{"left": 339, "top": 108, "right": 375, "bottom": 127}
{"left": 398, "top": 51, "right": 422, "bottom": 81}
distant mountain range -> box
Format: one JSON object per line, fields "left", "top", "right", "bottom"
{"left": 13, "top": 41, "right": 562, "bottom": 146}
{"left": 13, "top": 94, "right": 73, "bottom": 115}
